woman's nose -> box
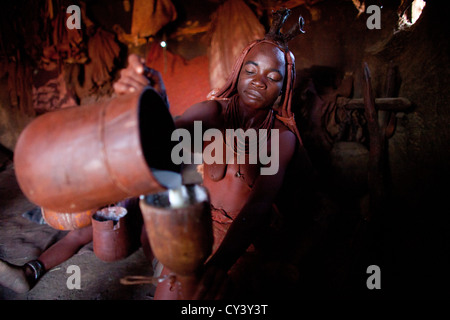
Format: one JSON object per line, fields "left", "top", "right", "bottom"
{"left": 251, "top": 76, "right": 266, "bottom": 89}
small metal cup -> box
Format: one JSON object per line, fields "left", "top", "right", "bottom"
{"left": 92, "top": 206, "right": 132, "bottom": 262}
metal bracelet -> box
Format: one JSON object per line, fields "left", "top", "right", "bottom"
{"left": 26, "top": 260, "right": 44, "bottom": 280}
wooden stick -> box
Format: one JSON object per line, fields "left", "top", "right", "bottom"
{"left": 363, "top": 62, "right": 386, "bottom": 221}
{"left": 336, "top": 97, "right": 411, "bottom": 111}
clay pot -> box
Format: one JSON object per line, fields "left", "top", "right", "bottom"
{"left": 140, "top": 185, "right": 213, "bottom": 299}
{"left": 91, "top": 206, "right": 132, "bottom": 262}
{"left": 14, "top": 87, "right": 178, "bottom": 213}
{"left": 41, "top": 208, "right": 94, "bottom": 230}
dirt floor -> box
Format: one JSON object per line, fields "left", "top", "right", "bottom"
{"left": 0, "top": 149, "right": 157, "bottom": 300}
{"left": 2, "top": 143, "right": 450, "bottom": 301}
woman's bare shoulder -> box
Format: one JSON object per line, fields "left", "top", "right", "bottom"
{"left": 190, "top": 99, "right": 226, "bottom": 116}
{"left": 175, "top": 99, "right": 227, "bottom": 129}
{"left": 273, "top": 118, "right": 296, "bottom": 141}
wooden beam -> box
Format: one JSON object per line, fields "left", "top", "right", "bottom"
{"left": 336, "top": 97, "right": 411, "bottom": 111}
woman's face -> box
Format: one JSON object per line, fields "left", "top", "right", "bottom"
{"left": 237, "top": 42, "right": 286, "bottom": 110}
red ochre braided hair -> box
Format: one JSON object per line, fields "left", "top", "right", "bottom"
{"left": 207, "top": 8, "right": 305, "bottom": 145}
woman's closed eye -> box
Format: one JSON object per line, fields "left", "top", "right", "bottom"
{"left": 244, "top": 67, "right": 257, "bottom": 75}
{"left": 267, "top": 74, "right": 282, "bottom": 82}
{"left": 243, "top": 61, "right": 283, "bottom": 82}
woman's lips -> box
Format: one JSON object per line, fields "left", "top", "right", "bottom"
{"left": 245, "top": 89, "right": 263, "bottom": 100}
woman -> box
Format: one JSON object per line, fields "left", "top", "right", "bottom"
{"left": 114, "top": 18, "right": 308, "bottom": 298}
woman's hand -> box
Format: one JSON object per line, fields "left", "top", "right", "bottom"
{"left": 113, "top": 54, "right": 168, "bottom": 103}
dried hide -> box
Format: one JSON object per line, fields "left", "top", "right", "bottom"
{"left": 0, "top": 59, "right": 34, "bottom": 117}
{"left": 50, "top": 3, "right": 87, "bottom": 64}
{"left": 32, "top": 69, "right": 77, "bottom": 115}
{"left": 64, "top": 27, "right": 121, "bottom": 102}
{"left": 208, "top": 0, "right": 265, "bottom": 90}
{"left": 86, "top": 28, "right": 121, "bottom": 89}
{"left": 129, "top": 0, "right": 177, "bottom": 45}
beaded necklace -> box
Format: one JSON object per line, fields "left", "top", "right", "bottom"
{"left": 223, "top": 94, "right": 275, "bottom": 178}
